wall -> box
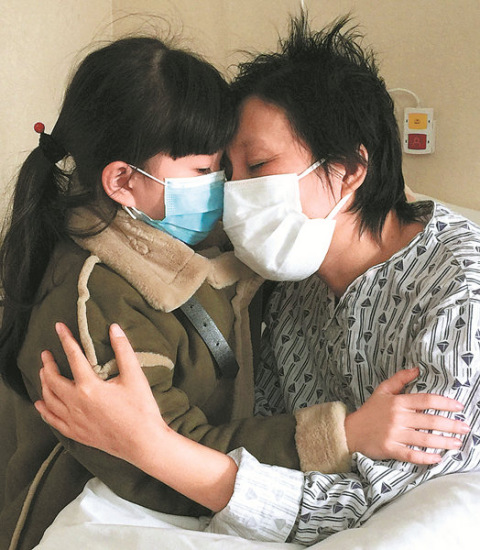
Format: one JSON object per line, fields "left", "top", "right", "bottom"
{"left": 112, "top": 0, "right": 480, "bottom": 209}
{"left": 1, "top": 0, "right": 479, "bottom": 219}
{"left": 0, "top": 0, "right": 113, "bottom": 223}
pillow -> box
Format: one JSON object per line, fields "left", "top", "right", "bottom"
{"left": 414, "top": 192, "right": 480, "bottom": 225}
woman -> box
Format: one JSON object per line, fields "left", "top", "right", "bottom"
{"left": 0, "top": 30, "right": 460, "bottom": 550}
{"left": 33, "top": 15, "right": 479, "bottom": 546}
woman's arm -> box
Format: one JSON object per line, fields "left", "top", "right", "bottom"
{"left": 36, "top": 323, "right": 236, "bottom": 512}
{"left": 36, "top": 323, "right": 468, "bottom": 496}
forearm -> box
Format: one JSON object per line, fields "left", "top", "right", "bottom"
{"left": 129, "top": 420, "right": 238, "bottom": 512}
{"left": 54, "top": 416, "right": 238, "bottom": 515}
{"left": 121, "top": 420, "right": 238, "bottom": 512}
{"left": 193, "top": 401, "right": 350, "bottom": 476}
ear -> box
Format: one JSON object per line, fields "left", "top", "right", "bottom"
{"left": 341, "top": 145, "right": 368, "bottom": 197}
{"left": 102, "top": 161, "right": 137, "bottom": 207}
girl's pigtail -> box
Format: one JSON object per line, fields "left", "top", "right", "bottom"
{"left": 0, "top": 124, "right": 68, "bottom": 396}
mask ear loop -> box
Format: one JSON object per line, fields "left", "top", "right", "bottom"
{"left": 298, "top": 159, "right": 325, "bottom": 179}
{"left": 122, "top": 205, "right": 142, "bottom": 220}
{"left": 128, "top": 164, "right": 166, "bottom": 186}
{"left": 299, "top": 159, "right": 353, "bottom": 220}
{"left": 326, "top": 193, "right": 353, "bottom": 220}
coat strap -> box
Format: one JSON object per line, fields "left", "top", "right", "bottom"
{"left": 174, "top": 296, "right": 239, "bottom": 379}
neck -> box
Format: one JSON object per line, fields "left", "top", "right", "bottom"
{"left": 317, "top": 211, "right": 425, "bottom": 297}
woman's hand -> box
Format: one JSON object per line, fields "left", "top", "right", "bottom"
{"left": 344, "top": 367, "right": 470, "bottom": 465}
{"left": 35, "top": 322, "right": 237, "bottom": 511}
{"left": 35, "top": 322, "right": 167, "bottom": 464}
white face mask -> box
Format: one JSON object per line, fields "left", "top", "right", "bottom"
{"left": 223, "top": 161, "right": 352, "bottom": 281}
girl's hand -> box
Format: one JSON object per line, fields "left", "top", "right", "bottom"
{"left": 344, "top": 367, "right": 470, "bottom": 465}
{"left": 35, "top": 322, "right": 167, "bottom": 464}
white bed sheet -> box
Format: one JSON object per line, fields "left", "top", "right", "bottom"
{"left": 35, "top": 470, "right": 480, "bottom": 550}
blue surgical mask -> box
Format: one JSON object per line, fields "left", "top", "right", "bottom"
{"left": 123, "top": 166, "right": 225, "bottom": 245}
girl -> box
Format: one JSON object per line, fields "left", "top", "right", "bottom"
{"left": 0, "top": 36, "right": 257, "bottom": 548}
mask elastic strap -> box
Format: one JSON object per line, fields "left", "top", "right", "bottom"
{"left": 129, "top": 164, "right": 165, "bottom": 186}
{"left": 326, "top": 193, "right": 353, "bottom": 220}
{"left": 298, "top": 159, "right": 325, "bottom": 180}
{"left": 122, "top": 205, "right": 141, "bottom": 220}
{"left": 123, "top": 205, "right": 156, "bottom": 223}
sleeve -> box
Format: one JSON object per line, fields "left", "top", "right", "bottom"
{"left": 206, "top": 294, "right": 480, "bottom": 544}
{"left": 206, "top": 448, "right": 304, "bottom": 542}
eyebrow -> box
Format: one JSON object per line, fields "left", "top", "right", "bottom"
{"left": 239, "top": 134, "right": 271, "bottom": 148}
{"left": 227, "top": 135, "right": 275, "bottom": 158}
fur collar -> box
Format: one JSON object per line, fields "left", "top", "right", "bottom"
{"left": 69, "top": 208, "right": 255, "bottom": 312}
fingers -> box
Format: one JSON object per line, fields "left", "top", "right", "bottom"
{"left": 38, "top": 355, "right": 72, "bottom": 418}
{"left": 41, "top": 349, "right": 60, "bottom": 376}
{"left": 34, "top": 399, "right": 72, "bottom": 437}
{"left": 41, "top": 350, "right": 73, "bottom": 395}
{"left": 54, "top": 322, "right": 143, "bottom": 386}
{"left": 379, "top": 369, "right": 464, "bottom": 412}
{"left": 377, "top": 367, "right": 419, "bottom": 395}
{"left": 388, "top": 433, "right": 469, "bottom": 465}
{"left": 405, "top": 411, "right": 470, "bottom": 435}
{"left": 383, "top": 436, "right": 463, "bottom": 465}
{"left": 400, "top": 392, "right": 464, "bottom": 413}
{"left": 54, "top": 322, "right": 94, "bottom": 384}
{"left": 389, "top": 446, "right": 443, "bottom": 466}
{"left": 403, "top": 430, "right": 464, "bottom": 451}
{"left": 36, "top": 357, "right": 74, "bottom": 436}
{"left": 109, "top": 324, "right": 146, "bottom": 385}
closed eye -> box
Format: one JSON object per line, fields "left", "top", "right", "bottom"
{"left": 196, "top": 167, "right": 212, "bottom": 175}
{"left": 248, "top": 161, "right": 266, "bottom": 172}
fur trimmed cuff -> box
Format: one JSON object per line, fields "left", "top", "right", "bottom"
{"left": 294, "top": 401, "right": 351, "bottom": 473}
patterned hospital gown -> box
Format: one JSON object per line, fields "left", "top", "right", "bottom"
{"left": 207, "top": 202, "right": 480, "bottom": 544}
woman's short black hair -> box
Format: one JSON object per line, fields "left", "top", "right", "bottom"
{"left": 231, "top": 13, "right": 425, "bottom": 237}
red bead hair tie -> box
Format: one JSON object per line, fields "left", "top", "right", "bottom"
{"left": 34, "top": 122, "right": 45, "bottom": 134}
{"left": 33, "top": 122, "right": 67, "bottom": 164}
